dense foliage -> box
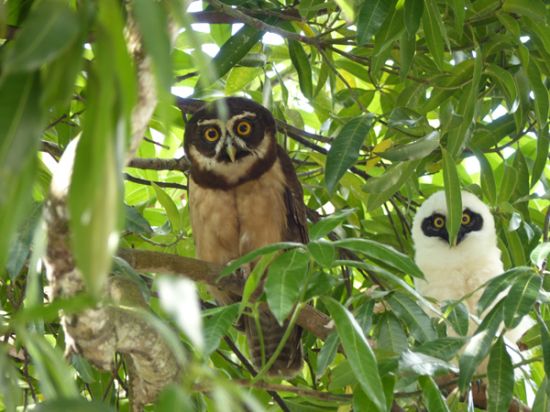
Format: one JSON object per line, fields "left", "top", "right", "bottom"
{"left": 1, "top": 0, "right": 549, "bottom": 411}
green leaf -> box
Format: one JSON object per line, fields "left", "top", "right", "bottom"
{"left": 486, "top": 63, "right": 519, "bottom": 112}
{"left": 443, "top": 302, "right": 469, "bottom": 336}
{"left": 197, "top": 24, "right": 262, "bottom": 87}
{"left": 133, "top": 0, "right": 172, "bottom": 92}
{"left": 502, "top": 0, "right": 547, "bottom": 23}
{"left": 240, "top": 252, "right": 276, "bottom": 314}
{"left": 34, "top": 399, "right": 114, "bottom": 412}
{"left": 473, "top": 150, "right": 497, "bottom": 206}
{"left": 452, "top": 0, "right": 465, "bottom": 37}
{"left": 2, "top": 0, "right": 80, "bottom": 74}
{"left": 307, "top": 240, "right": 336, "bottom": 267}
{"left": 531, "top": 242, "right": 550, "bottom": 268}
{"left": 220, "top": 242, "right": 303, "bottom": 277}
{"left": 69, "top": 115, "right": 120, "bottom": 294}
{"left": 325, "top": 115, "right": 373, "bottom": 193}
{"left": 447, "top": 50, "right": 482, "bottom": 156}
{"left": 152, "top": 184, "right": 183, "bottom": 233}
{"left": 404, "top": 0, "right": 423, "bottom": 35}
{"left": 399, "top": 30, "right": 416, "bottom": 79}
{"left": 399, "top": 349, "right": 456, "bottom": 376}
{"left": 6, "top": 202, "right": 42, "bottom": 280}
{"left": 487, "top": 336, "right": 513, "bottom": 412}
{"left": 265, "top": 249, "right": 309, "bottom": 324}
{"left": 531, "top": 127, "right": 549, "bottom": 188}
{"left": 69, "top": 2, "right": 134, "bottom": 294}
{"left": 503, "top": 272, "right": 541, "bottom": 328}
{"left": 422, "top": 0, "right": 445, "bottom": 69}
{"left": 527, "top": 60, "right": 549, "bottom": 131}
{"left": 288, "top": 40, "right": 313, "bottom": 99}
{"left": 419, "top": 375, "right": 451, "bottom": 412}
{"left": 416, "top": 337, "right": 466, "bottom": 361}
{"left": 309, "top": 209, "right": 355, "bottom": 240}
{"left": 477, "top": 267, "right": 532, "bottom": 315}
{"left": 155, "top": 385, "right": 194, "bottom": 412}
{"left": 420, "top": 60, "right": 474, "bottom": 113}
{"left": 357, "top": 0, "right": 394, "bottom": 44}
{"left": 225, "top": 66, "right": 262, "bottom": 95}
{"left": 18, "top": 329, "right": 79, "bottom": 398}
{"left": 532, "top": 377, "right": 550, "bottom": 412}
{"left": 377, "top": 131, "right": 439, "bottom": 161}
{"left": 334, "top": 238, "right": 425, "bottom": 279}
{"left": 538, "top": 317, "right": 550, "bottom": 379}
{"left": 363, "top": 160, "right": 420, "bottom": 194}
{"left": 441, "top": 148, "right": 462, "bottom": 246}
{"left": 202, "top": 304, "right": 239, "bottom": 355}
{"left": 323, "top": 298, "right": 386, "bottom": 412}
{"left": 41, "top": 29, "right": 85, "bottom": 109}
{"left": 378, "top": 312, "right": 408, "bottom": 354}
{"left": 497, "top": 162, "right": 518, "bottom": 203}
{"left": 0, "top": 347, "right": 21, "bottom": 412}
{"left": 387, "top": 292, "right": 436, "bottom": 343}
{"left": 458, "top": 302, "right": 503, "bottom": 391}
{"left": 124, "top": 205, "right": 153, "bottom": 234}
{"left": 317, "top": 332, "right": 339, "bottom": 376}
{"left": 0, "top": 72, "right": 42, "bottom": 273}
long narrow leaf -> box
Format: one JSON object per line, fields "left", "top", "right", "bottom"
{"left": 323, "top": 298, "right": 386, "bottom": 411}
{"left": 325, "top": 116, "right": 373, "bottom": 193}
{"left": 441, "top": 148, "right": 462, "bottom": 246}
{"left": 487, "top": 336, "right": 513, "bottom": 412}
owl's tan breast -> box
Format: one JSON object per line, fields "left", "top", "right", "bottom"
{"left": 189, "top": 159, "right": 288, "bottom": 266}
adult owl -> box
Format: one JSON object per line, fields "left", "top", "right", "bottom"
{"left": 184, "top": 97, "right": 307, "bottom": 376}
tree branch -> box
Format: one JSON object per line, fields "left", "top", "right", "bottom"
{"left": 117, "top": 249, "right": 334, "bottom": 340}
{"left": 123, "top": 173, "right": 188, "bottom": 190}
{"left": 204, "top": 0, "right": 322, "bottom": 47}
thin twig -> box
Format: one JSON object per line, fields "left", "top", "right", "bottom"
{"left": 222, "top": 337, "right": 291, "bottom": 412}
{"left": 143, "top": 137, "right": 170, "bottom": 150}
{"left": 123, "top": 173, "right": 188, "bottom": 190}
{"left": 235, "top": 379, "right": 351, "bottom": 402}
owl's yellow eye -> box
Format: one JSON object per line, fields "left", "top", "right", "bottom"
{"left": 204, "top": 127, "right": 220, "bottom": 142}
{"left": 235, "top": 120, "right": 252, "bottom": 137}
{"left": 462, "top": 212, "right": 471, "bottom": 225}
{"left": 433, "top": 216, "right": 445, "bottom": 229}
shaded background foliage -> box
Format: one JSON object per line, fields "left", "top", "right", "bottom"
{"left": 0, "top": 0, "right": 549, "bottom": 411}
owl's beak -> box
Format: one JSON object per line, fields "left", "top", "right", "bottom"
{"left": 226, "top": 144, "right": 237, "bottom": 162}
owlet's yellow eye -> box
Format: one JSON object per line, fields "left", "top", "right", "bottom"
{"left": 462, "top": 212, "right": 471, "bottom": 225}
{"left": 204, "top": 127, "right": 220, "bottom": 142}
{"left": 433, "top": 216, "right": 445, "bottom": 229}
{"left": 235, "top": 120, "right": 252, "bottom": 137}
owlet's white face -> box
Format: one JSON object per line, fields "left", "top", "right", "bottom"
{"left": 412, "top": 190, "right": 501, "bottom": 268}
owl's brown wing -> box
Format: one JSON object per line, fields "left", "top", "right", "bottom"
{"left": 276, "top": 145, "right": 309, "bottom": 244}
{"left": 243, "top": 145, "right": 307, "bottom": 377}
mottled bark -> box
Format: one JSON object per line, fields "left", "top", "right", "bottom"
{"left": 44, "top": 147, "right": 181, "bottom": 412}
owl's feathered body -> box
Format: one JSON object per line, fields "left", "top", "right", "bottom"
{"left": 184, "top": 97, "right": 306, "bottom": 376}
{"left": 412, "top": 191, "right": 503, "bottom": 316}
{"left": 412, "top": 190, "right": 532, "bottom": 347}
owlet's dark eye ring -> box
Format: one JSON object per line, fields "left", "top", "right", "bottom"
{"left": 204, "top": 127, "right": 220, "bottom": 142}
{"left": 236, "top": 120, "right": 252, "bottom": 136}
{"left": 433, "top": 216, "right": 445, "bottom": 229}
{"left": 462, "top": 213, "right": 471, "bottom": 225}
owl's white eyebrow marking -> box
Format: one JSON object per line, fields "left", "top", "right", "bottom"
{"left": 197, "top": 119, "right": 226, "bottom": 129}
{"left": 226, "top": 111, "right": 257, "bottom": 131}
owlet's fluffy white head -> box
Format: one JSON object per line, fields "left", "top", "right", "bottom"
{"left": 412, "top": 190, "right": 501, "bottom": 270}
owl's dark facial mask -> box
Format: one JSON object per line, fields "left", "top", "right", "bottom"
{"left": 421, "top": 208, "right": 484, "bottom": 245}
